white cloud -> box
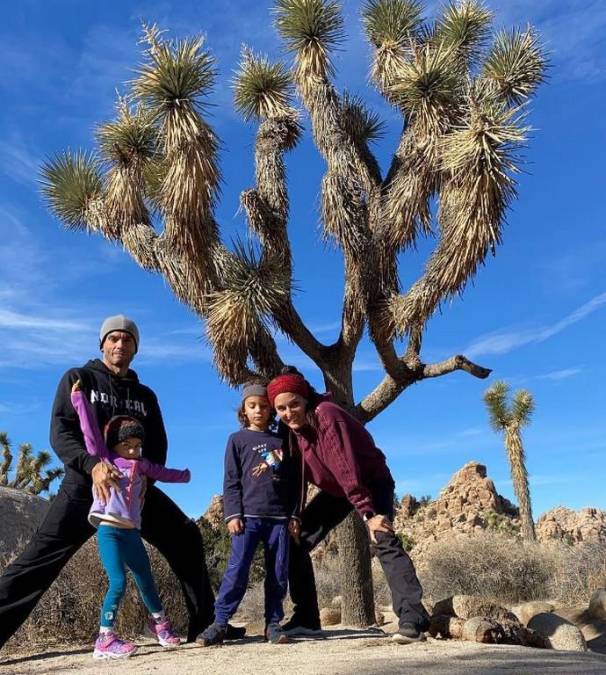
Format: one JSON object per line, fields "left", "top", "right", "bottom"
{"left": 537, "top": 368, "right": 582, "bottom": 381}
{"left": 464, "top": 292, "right": 606, "bottom": 358}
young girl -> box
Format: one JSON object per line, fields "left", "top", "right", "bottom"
{"left": 70, "top": 380, "right": 190, "bottom": 660}
{"left": 198, "top": 382, "right": 300, "bottom": 647}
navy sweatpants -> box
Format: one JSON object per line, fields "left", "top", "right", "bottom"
{"left": 214, "top": 518, "right": 289, "bottom": 626}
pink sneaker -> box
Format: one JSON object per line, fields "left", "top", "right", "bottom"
{"left": 93, "top": 632, "right": 137, "bottom": 660}
{"left": 147, "top": 617, "right": 182, "bottom": 648}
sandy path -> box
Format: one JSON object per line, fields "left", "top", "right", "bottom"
{"left": 2, "top": 628, "right": 606, "bottom": 675}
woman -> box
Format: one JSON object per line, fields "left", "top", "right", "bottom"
{"left": 266, "top": 368, "right": 430, "bottom": 644}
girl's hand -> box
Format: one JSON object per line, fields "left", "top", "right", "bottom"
{"left": 71, "top": 379, "right": 82, "bottom": 393}
{"left": 227, "top": 518, "right": 244, "bottom": 536}
{"left": 288, "top": 518, "right": 301, "bottom": 544}
{"left": 366, "top": 514, "right": 394, "bottom": 544}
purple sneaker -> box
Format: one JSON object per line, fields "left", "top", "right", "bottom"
{"left": 93, "top": 632, "right": 137, "bottom": 660}
{"left": 146, "top": 617, "right": 182, "bottom": 648}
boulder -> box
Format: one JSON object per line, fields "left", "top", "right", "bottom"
{"left": 536, "top": 507, "right": 606, "bottom": 545}
{"left": 331, "top": 595, "right": 342, "bottom": 609}
{"left": 0, "top": 486, "right": 48, "bottom": 558}
{"left": 589, "top": 589, "right": 606, "bottom": 621}
{"left": 511, "top": 601, "right": 555, "bottom": 626}
{"left": 201, "top": 494, "right": 224, "bottom": 531}
{"left": 432, "top": 595, "right": 519, "bottom": 624}
{"left": 528, "top": 612, "right": 588, "bottom": 652}
{"left": 461, "top": 617, "right": 501, "bottom": 643}
{"left": 320, "top": 607, "right": 341, "bottom": 626}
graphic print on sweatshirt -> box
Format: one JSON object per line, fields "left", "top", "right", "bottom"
{"left": 89, "top": 389, "right": 148, "bottom": 417}
{"left": 251, "top": 442, "right": 284, "bottom": 479}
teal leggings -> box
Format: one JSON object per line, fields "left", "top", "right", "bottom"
{"left": 96, "top": 525, "right": 162, "bottom": 628}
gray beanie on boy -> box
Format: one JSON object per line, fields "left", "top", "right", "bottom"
{"left": 241, "top": 382, "right": 267, "bottom": 402}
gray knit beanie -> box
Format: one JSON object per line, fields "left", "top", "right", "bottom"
{"left": 241, "top": 382, "right": 268, "bottom": 402}
{"left": 99, "top": 315, "right": 140, "bottom": 352}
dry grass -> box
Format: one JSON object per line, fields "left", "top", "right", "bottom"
{"left": 416, "top": 532, "right": 606, "bottom": 608}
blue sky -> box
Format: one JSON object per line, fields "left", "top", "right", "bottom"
{"left": 0, "top": 0, "right": 604, "bottom": 519}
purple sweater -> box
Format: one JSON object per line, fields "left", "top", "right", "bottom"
{"left": 71, "top": 390, "right": 190, "bottom": 529}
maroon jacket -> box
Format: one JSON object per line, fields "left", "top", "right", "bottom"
{"left": 292, "top": 398, "right": 392, "bottom": 516}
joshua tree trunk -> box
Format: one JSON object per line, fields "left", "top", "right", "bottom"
{"left": 505, "top": 426, "right": 536, "bottom": 541}
{"left": 42, "top": 1, "right": 545, "bottom": 625}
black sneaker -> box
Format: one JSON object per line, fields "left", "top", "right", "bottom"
{"left": 265, "top": 623, "right": 289, "bottom": 644}
{"left": 282, "top": 617, "right": 323, "bottom": 637}
{"left": 225, "top": 623, "right": 246, "bottom": 640}
{"left": 391, "top": 622, "right": 427, "bottom": 644}
{"left": 196, "top": 622, "right": 227, "bottom": 647}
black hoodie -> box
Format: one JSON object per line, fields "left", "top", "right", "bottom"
{"left": 50, "top": 359, "right": 167, "bottom": 489}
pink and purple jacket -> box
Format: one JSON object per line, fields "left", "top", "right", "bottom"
{"left": 71, "top": 390, "right": 190, "bottom": 529}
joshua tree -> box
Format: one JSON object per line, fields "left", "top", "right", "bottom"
{"left": 484, "top": 381, "right": 536, "bottom": 541}
{"left": 40, "top": 0, "right": 545, "bottom": 624}
{"left": 0, "top": 433, "right": 64, "bottom": 496}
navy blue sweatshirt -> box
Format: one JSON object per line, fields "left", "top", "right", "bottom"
{"left": 222, "top": 429, "right": 300, "bottom": 522}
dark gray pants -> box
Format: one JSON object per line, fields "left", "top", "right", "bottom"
{"left": 289, "top": 481, "right": 429, "bottom": 630}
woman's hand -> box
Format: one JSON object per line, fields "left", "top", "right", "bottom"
{"left": 288, "top": 518, "right": 301, "bottom": 544}
{"left": 366, "top": 514, "right": 394, "bottom": 543}
{"left": 92, "top": 460, "right": 123, "bottom": 504}
{"left": 227, "top": 518, "right": 244, "bottom": 536}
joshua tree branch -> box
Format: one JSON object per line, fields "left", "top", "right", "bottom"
{"left": 354, "top": 352, "right": 491, "bottom": 423}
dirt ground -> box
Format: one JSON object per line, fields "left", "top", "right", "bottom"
{"left": 2, "top": 627, "right": 606, "bottom": 675}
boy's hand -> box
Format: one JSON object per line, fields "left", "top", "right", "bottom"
{"left": 288, "top": 518, "right": 301, "bottom": 544}
{"left": 71, "top": 379, "right": 82, "bottom": 393}
{"left": 227, "top": 518, "right": 244, "bottom": 536}
{"left": 366, "top": 514, "right": 394, "bottom": 544}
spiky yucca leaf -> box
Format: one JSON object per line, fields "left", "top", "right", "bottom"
{"left": 234, "top": 48, "right": 295, "bottom": 121}
{"left": 40, "top": 151, "right": 103, "bottom": 230}
{"left": 97, "top": 100, "right": 158, "bottom": 166}
{"left": 273, "top": 0, "right": 344, "bottom": 78}
{"left": 435, "top": 0, "right": 492, "bottom": 61}
{"left": 341, "top": 93, "right": 385, "bottom": 143}
{"left": 133, "top": 28, "right": 216, "bottom": 114}
{"left": 393, "top": 94, "right": 527, "bottom": 333}
{"left": 362, "top": 0, "right": 423, "bottom": 47}
{"left": 389, "top": 41, "right": 462, "bottom": 131}
{"left": 512, "top": 389, "right": 534, "bottom": 427}
{"left": 484, "top": 380, "right": 511, "bottom": 429}
{"left": 483, "top": 28, "right": 545, "bottom": 104}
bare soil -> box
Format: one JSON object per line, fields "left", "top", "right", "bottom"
{"left": 2, "top": 626, "right": 606, "bottom": 675}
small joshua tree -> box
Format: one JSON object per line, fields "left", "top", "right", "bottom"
{"left": 41, "top": 1, "right": 545, "bottom": 624}
{"left": 484, "top": 382, "right": 536, "bottom": 541}
{"left": 0, "top": 432, "right": 64, "bottom": 496}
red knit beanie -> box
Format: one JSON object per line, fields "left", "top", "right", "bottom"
{"left": 266, "top": 374, "right": 311, "bottom": 407}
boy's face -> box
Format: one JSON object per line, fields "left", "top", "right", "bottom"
{"left": 244, "top": 395, "right": 271, "bottom": 431}
{"left": 113, "top": 437, "right": 142, "bottom": 459}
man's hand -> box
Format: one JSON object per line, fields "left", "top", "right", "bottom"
{"left": 227, "top": 518, "right": 244, "bottom": 536}
{"left": 288, "top": 518, "right": 301, "bottom": 544}
{"left": 366, "top": 514, "right": 394, "bottom": 544}
{"left": 92, "top": 460, "right": 123, "bottom": 504}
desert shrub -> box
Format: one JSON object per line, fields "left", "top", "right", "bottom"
{"left": 417, "top": 532, "right": 556, "bottom": 605}
{"left": 484, "top": 509, "right": 520, "bottom": 536}
{"left": 548, "top": 541, "right": 606, "bottom": 605}
{"left": 396, "top": 532, "right": 415, "bottom": 551}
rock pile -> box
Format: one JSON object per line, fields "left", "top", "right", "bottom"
{"left": 0, "top": 486, "right": 48, "bottom": 558}
{"left": 536, "top": 506, "right": 606, "bottom": 545}
{"left": 394, "top": 462, "right": 519, "bottom": 556}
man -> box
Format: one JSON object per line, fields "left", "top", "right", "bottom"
{"left": 0, "top": 315, "right": 242, "bottom": 647}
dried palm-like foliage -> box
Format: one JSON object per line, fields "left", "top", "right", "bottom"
{"left": 484, "top": 382, "right": 536, "bottom": 541}
{"left": 273, "top": 0, "right": 344, "bottom": 81}
{"left": 96, "top": 100, "right": 157, "bottom": 236}
{"left": 40, "top": 151, "right": 103, "bottom": 230}
{"left": 363, "top": 0, "right": 423, "bottom": 97}
{"left": 234, "top": 49, "right": 295, "bottom": 121}
{"left": 483, "top": 28, "right": 546, "bottom": 104}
